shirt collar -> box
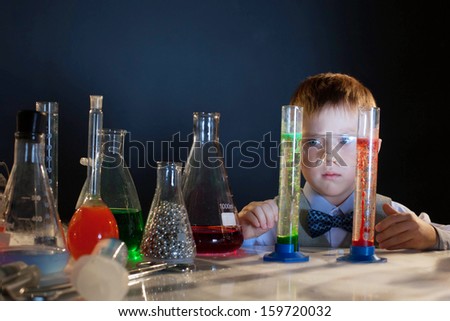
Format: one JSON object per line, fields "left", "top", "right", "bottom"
{"left": 303, "top": 182, "right": 354, "bottom": 215}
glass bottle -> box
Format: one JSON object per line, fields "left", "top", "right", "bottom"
{"left": 0, "top": 110, "right": 68, "bottom": 275}
{"left": 182, "top": 112, "right": 243, "bottom": 255}
{"left": 141, "top": 161, "right": 196, "bottom": 264}
{"left": 35, "top": 101, "right": 59, "bottom": 210}
{"left": 67, "top": 95, "right": 119, "bottom": 260}
{"left": 76, "top": 129, "right": 144, "bottom": 262}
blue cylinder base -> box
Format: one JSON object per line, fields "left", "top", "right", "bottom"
{"left": 337, "top": 245, "right": 387, "bottom": 263}
{"left": 263, "top": 243, "right": 309, "bottom": 263}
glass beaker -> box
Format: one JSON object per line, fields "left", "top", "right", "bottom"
{"left": 141, "top": 161, "right": 196, "bottom": 264}
{"left": 67, "top": 96, "right": 119, "bottom": 260}
{"left": 76, "top": 129, "right": 144, "bottom": 262}
{"left": 182, "top": 112, "right": 243, "bottom": 255}
{"left": 35, "top": 101, "right": 59, "bottom": 210}
{"left": 0, "top": 110, "right": 68, "bottom": 275}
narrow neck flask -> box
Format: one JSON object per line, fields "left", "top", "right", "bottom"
{"left": 0, "top": 110, "right": 68, "bottom": 275}
{"left": 67, "top": 96, "right": 119, "bottom": 260}
{"left": 35, "top": 101, "right": 59, "bottom": 210}
{"left": 182, "top": 112, "right": 243, "bottom": 255}
{"left": 141, "top": 162, "right": 196, "bottom": 263}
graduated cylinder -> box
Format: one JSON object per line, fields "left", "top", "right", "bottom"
{"left": 277, "top": 105, "right": 303, "bottom": 250}
{"left": 352, "top": 107, "right": 380, "bottom": 247}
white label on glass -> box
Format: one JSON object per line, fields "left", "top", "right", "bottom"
{"left": 221, "top": 212, "right": 236, "bottom": 226}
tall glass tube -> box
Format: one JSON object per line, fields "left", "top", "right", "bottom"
{"left": 67, "top": 96, "right": 119, "bottom": 260}
{"left": 36, "top": 101, "right": 59, "bottom": 209}
{"left": 86, "top": 95, "right": 103, "bottom": 199}
{"left": 337, "top": 107, "right": 386, "bottom": 263}
{"left": 264, "top": 105, "right": 308, "bottom": 262}
{"left": 352, "top": 107, "right": 380, "bottom": 247}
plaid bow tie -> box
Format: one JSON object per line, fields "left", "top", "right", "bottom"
{"left": 307, "top": 209, "right": 353, "bottom": 238}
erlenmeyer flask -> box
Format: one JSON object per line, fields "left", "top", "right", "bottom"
{"left": 182, "top": 112, "right": 243, "bottom": 255}
{"left": 97, "top": 129, "right": 144, "bottom": 262}
{"left": 67, "top": 95, "right": 119, "bottom": 260}
{"left": 0, "top": 110, "right": 68, "bottom": 275}
{"left": 141, "top": 161, "right": 196, "bottom": 263}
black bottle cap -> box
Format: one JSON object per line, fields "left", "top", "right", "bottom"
{"left": 16, "top": 110, "right": 45, "bottom": 134}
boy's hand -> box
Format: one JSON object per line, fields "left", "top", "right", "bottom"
{"left": 375, "top": 203, "right": 437, "bottom": 250}
{"left": 238, "top": 199, "right": 278, "bottom": 239}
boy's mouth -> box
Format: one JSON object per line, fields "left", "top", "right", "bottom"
{"left": 322, "top": 171, "right": 341, "bottom": 179}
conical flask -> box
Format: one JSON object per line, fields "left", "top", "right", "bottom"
{"left": 141, "top": 161, "right": 196, "bottom": 264}
{"left": 182, "top": 112, "right": 243, "bottom": 255}
{"left": 67, "top": 95, "right": 119, "bottom": 260}
{"left": 76, "top": 129, "right": 144, "bottom": 262}
{"left": 0, "top": 110, "right": 68, "bottom": 275}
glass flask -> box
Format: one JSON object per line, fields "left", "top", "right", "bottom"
{"left": 0, "top": 110, "right": 68, "bottom": 275}
{"left": 141, "top": 161, "right": 196, "bottom": 264}
{"left": 35, "top": 101, "right": 59, "bottom": 210}
{"left": 76, "top": 129, "right": 144, "bottom": 262}
{"left": 67, "top": 95, "right": 119, "bottom": 260}
{"left": 182, "top": 112, "right": 243, "bottom": 255}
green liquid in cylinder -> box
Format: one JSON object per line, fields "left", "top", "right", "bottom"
{"left": 277, "top": 132, "right": 302, "bottom": 251}
{"left": 277, "top": 234, "right": 299, "bottom": 250}
{"left": 111, "top": 208, "right": 144, "bottom": 262}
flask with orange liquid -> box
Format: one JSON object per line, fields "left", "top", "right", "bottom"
{"left": 67, "top": 95, "right": 118, "bottom": 260}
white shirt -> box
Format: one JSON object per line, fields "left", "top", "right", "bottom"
{"left": 242, "top": 182, "right": 416, "bottom": 248}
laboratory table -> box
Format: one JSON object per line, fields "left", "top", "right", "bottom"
{"left": 125, "top": 246, "right": 450, "bottom": 301}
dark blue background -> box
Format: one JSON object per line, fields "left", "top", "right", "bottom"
{"left": 1, "top": 1, "right": 448, "bottom": 224}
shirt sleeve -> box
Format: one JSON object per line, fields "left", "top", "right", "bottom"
{"left": 242, "top": 226, "right": 277, "bottom": 247}
{"left": 383, "top": 201, "right": 450, "bottom": 250}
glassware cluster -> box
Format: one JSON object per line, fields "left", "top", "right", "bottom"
{"left": 1, "top": 93, "right": 387, "bottom": 300}
{"left": 76, "top": 128, "right": 144, "bottom": 262}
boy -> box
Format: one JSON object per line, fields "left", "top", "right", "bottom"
{"left": 239, "top": 73, "right": 450, "bottom": 250}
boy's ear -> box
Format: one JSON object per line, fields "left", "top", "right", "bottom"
{"left": 378, "top": 138, "right": 382, "bottom": 153}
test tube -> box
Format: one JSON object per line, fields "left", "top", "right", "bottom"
{"left": 337, "top": 107, "right": 386, "bottom": 263}
{"left": 264, "top": 105, "right": 308, "bottom": 262}
{"left": 36, "top": 101, "right": 59, "bottom": 209}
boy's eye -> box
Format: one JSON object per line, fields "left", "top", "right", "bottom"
{"left": 304, "top": 138, "right": 322, "bottom": 147}
{"left": 337, "top": 135, "right": 355, "bottom": 145}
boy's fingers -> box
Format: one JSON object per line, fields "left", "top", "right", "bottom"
{"left": 382, "top": 203, "right": 397, "bottom": 215}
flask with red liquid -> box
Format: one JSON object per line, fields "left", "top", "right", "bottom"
{"left": 67, "top": 96, "right": 118, "bottom": 260}
{"left": 182, "top": 112, "right": 243, "bottom": 255}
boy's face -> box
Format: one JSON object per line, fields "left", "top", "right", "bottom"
{"left": 302, "top": 106, "right": 358, "bottom": 206}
